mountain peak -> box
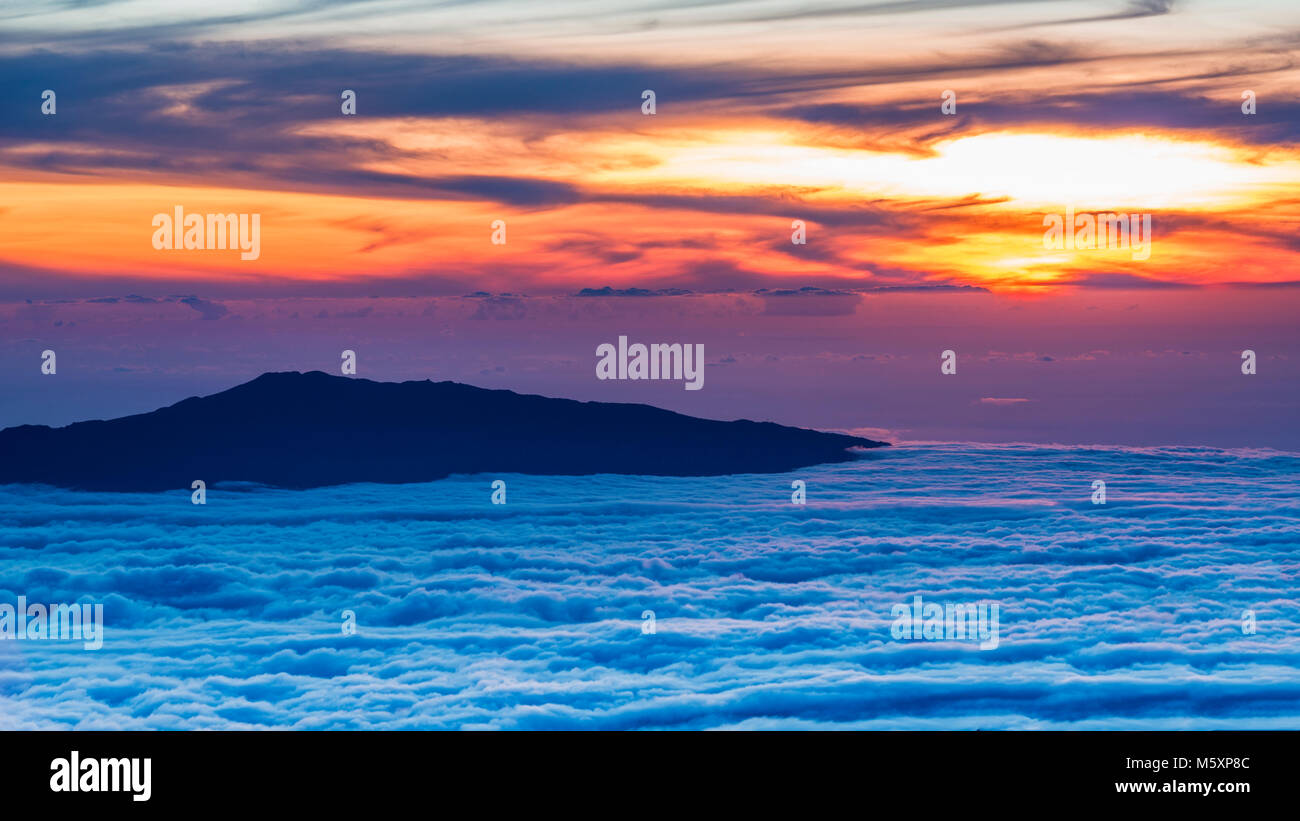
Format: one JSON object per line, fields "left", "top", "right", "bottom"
{"left": 0, "top": 372, "right": 887, "bottom": 491}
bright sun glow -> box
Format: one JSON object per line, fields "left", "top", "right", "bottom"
{"left": 602, "top": 130, "right": 1300, "bottom": 211}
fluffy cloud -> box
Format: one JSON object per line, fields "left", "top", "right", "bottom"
{"left": 0, "top": 443, "right": 1297, "bottom": 728}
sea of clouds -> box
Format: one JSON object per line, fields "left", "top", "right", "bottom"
{"left": 0, "top": 443, "right": 1297, "bottom": 729}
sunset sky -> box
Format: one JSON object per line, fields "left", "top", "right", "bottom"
{"left": 2, "top": 0, "right": 1297, "bottom": 447}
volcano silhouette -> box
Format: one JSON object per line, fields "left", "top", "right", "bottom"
{"left": 0, "top": 371, "right": 888, "bottom": 490}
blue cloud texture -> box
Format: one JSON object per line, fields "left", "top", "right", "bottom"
{"left": 0, "top": 443, "right": 1297, "bottom": 729}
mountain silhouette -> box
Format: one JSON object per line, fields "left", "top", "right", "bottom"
{"left": 0, "top": 371, "right": 888, "bottom": 491}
